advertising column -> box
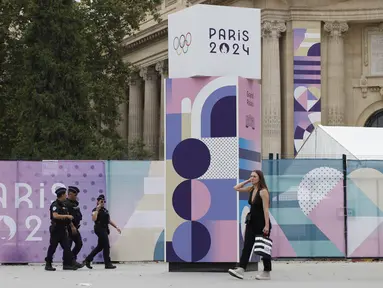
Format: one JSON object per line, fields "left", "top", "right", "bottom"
{"left": 165, "top": 4, "right": 261, "bottom": 271}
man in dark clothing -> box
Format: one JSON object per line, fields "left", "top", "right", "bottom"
{"left": 83, "top": 194, "right": 121, "bottom": 269}
{"left": 64, "top": 186, "right": 84, "bottom": 268}
{"left": 45, "top": 187, "right": 78, "bottom": 271}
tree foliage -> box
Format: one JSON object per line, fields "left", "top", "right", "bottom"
{"left": 0, "top": 0, "right": 161, "bottom": 160}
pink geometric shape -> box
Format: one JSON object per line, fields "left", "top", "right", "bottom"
{"left": 238, "top": 77, "right": 261, "bottom": 152}
{"left": 297, "top": 90, "right": 308, "bottom": 110}
{"left": 166, "top": 77, "right": 219, "bottom": 114}
{"left": 296, "top": 119, "right": 311, "bottom": 130}
{"left": 200, "top": 220, "right": 237, "bottom": 262}
{"left": 351, "top": 221, "right": 383, "bottom": 257}
{"left": 191, "top": 180, "right": 211, "bottom": 221}
{"left": 308, "top": 180, "right": 345, "bottom": 254}
{"left": 270, "top": 224, "right": 297, "bottom": 257}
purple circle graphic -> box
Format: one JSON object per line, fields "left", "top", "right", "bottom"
{"left": 173, "top": 180, "right": 211, "bottom": 221}
{"left": 308, "top": 42, "right": 321, "bottom": 57}
{"left": 172, "top": 221, "right": 211, "bottom": 262}
{"left": 173, "top": 180, "right": 192, "bottom": 220}
{"left": 172, "top": 138, "right": 210, "bottom": 179}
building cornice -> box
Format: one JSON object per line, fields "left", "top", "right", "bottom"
{"left": 261, "top": 9, "right": 290, "bottom": 22}
{"left": 122, "top": 20, "right": 168, "bottom": 54}
{"left": 262, "top": 7, "right": 383, "bottom": 22}
{"left": 123, "top": 5, "right": 383, "bottom": 56}
{"left": 289, "top": 7, "right": 383, "bottom": 22}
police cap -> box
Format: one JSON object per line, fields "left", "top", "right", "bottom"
{"left": 68, "top": 186, "right": 80, "bottom": 194}
{"left": 97, "top": 194, "right": 105, "bottom": 201}
{"left": 55, "top": 187, "right": 67, "bottom": 197}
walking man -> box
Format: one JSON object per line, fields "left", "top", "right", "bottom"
{"left": 64, "top": 186, "right": 84, "bottom": 268}
{"left": 45, "top": 187, "right": 78, "bottom": 271}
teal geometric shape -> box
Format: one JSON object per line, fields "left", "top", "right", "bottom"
{"left": 278, "top": 224, "right": 329, "bottom": 241}
{"left": 270, "top": 207, "right": 312, "bottom": 225}
{"left": 290, "top": 240, "right": 344, "bottom": 257}
{"left": 265, "top": 175, "right": 300, "bottom": 193}
{"left": 347, "top": 180, "right": 383, "bottom": 217}
{"left": 153, "top": 230, "right": 164, "bottom": 261}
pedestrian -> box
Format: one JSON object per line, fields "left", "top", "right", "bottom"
{"left": 64, "top": 186, "right": 84, "bottom": 268}
{"left": 44, "top": 187, "right": 79, "bottom": 271}
{"left": 228, "top": 170, "right": 272, "bottom": 280}
{"left": 83, "top": 194, "right": 121, "bottom": 269}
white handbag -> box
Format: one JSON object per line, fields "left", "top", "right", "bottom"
{"left": 253, "top": 236, "right": 273, "bottom": 258}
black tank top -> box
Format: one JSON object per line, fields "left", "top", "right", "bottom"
{"left": 248, "top": 187, "right": 272, "bottom": 230}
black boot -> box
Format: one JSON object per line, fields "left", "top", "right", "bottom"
{"left": 73, "top": 259, "right": 84, "bottom": 268}
{"left": 105, "top": 262, "right": 116, "bottom": 269}
{"left": 63, "top": 264, "right": 78, "bottom": 270}
{"left": 83, "top": 260, "right": 93, "bottom": 269}
{"left": 44, "top": 262, "right": 56, "bottom": 271}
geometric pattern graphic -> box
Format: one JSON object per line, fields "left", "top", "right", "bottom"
{"left": 5, "top": 159, "right": 383, "bottom": 262}
{"left": 293, "top": 21, "right": 321, "bottom": 155}
{"left": 107, "top": 161, "right": 165, "bottom": 262}
{"left": 0, "top": 160, "right": 165, "bottom": 263}
{"left": 298, "top": 167, "right": 343, "bottom": 215}
{"left": 165, "top": 77, "right": 238, "bottom": 263}
{"left": 199, "top": 137, "right": 238, "bottom": 179}
{"left": 264, "top": 159, "right": 345, "bottom": 257}
{"left": 165, "top": 76, "right": 261, "bottom": 263}
{"left": 347, "top": 161, "right": 383, "bottom": 257}
{"left": 0, "top": 161, "right": 106, "bottom": 263}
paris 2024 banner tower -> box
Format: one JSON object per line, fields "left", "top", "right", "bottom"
{"left": 164, "top": 4, "right": 261, "bottom": 271}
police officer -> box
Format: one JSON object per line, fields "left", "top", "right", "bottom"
{"left": 64, "top": 186, "right": 84, "bottom": 268}
{"left": 45, "top": 187, "right": 78, "bottom": 271}
{"left": 83, "top": 194, "right": 121, "bottom": 269}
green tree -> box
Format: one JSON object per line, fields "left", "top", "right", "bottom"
{"left": 0, "top": 0, "right": 161, "bottom": 160}
{"left": 0, "top": 0, "right": 26, "bottom": 158}
{"left": 9, "top": 0, "right": 98, "bottom": 160}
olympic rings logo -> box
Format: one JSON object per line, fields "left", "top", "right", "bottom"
{"left": 173, "top": 32, "right": 192, "bottom": 55}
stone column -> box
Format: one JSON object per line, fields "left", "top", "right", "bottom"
{"left": 281, "top": 21, "right": 294, "bottom": 159}
{"left": 324, "top": 21, "right": 349, "bottom": 126}
{"left": 155, "top": 60, "right": 168, "bottom": 160}
{"left": 116, "top": 90, "right": 128, "bottom": 142}
{"left": 140, "top": 66, "right": 159, "bottom": 159}
{"left": 261, "top": 20, "right": 286, "bottom": 159}
{"left": 128, "top": 72, "right": 144, "bottom": 144}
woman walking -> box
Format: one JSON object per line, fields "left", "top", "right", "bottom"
{"left": 228, "top": 170, "right": 272, "bottom": 280}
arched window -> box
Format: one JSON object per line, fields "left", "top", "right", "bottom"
{"left": 365, "top": 109, "right": 383, "bottom": 127}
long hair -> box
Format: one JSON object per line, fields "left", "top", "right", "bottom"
{"left": 254, "top": 170, "right": 268, "bottom": 191}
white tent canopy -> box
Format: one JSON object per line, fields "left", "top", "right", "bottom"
{"left": 296, "top": 125, "right": 383, "bottom": 160}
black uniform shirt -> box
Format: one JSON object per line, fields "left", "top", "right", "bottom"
{"left": 64, "top": 199, "right": 82, "bottom": 228}
{"left": 50, "top": 200, "right": 70, "bottom": 228}
{"left": 92, "top": 207, "right": 110, "bottom": 228}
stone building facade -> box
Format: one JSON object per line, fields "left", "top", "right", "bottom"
{"left": 119, "top": 0, "right": 383, "bottom": 159}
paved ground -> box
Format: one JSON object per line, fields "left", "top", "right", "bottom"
{"left": 2, "top": 261, "right": 383, "bottom": 288}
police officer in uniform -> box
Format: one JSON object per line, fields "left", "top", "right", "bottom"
{"left": 83, "top": 195, "right": 121, "bottom": 269}
{"left": 45, "top": 187, "right": 78, "bottom": 271}
{"left": 64, "top": 186, "right": 84, "bottom": 268}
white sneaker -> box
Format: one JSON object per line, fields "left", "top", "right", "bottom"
{"left": 255, "top": 271, "right": 271, "bottom": 280}
{"left": 228, "top": 267, "right": 244, "bottom": 279}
